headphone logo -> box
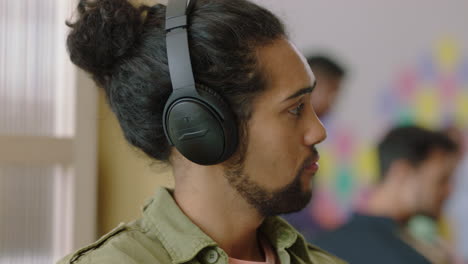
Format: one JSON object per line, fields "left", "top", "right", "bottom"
{"left": 183, "top": 116, "right": 191, "bottom": 123}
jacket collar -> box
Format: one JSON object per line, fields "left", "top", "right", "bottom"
{"left": 143, "top": 187, "right": 312, "bottom": 264}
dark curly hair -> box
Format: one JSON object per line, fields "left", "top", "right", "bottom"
{"left": 66, "top": 0, "right": 285, "bottom": 162}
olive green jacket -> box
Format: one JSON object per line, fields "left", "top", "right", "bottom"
{"left": 58, "top": 188, "right": 346, "bottom": 264}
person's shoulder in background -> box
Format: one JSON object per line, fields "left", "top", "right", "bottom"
{"left": 307, "top": 243, "right": 348, "bottom": 264}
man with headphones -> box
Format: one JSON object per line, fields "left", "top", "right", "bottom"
{"left": 59, "top": 0, "right": 345, "bottom": 263}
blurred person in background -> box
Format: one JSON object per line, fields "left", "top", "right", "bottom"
{"left": 307, "top": 55, "right": 346, "bottom": 119}
{"left": 58, "top": 0, "right": 346, "bottom": 263}
{"left": 400, "top": 125, "right": 465, "bottom": 264}
{"left": 313, "top": 125, "right": 460, "bottom": 264}
{"left": 394, "top": 125, "right": 465, "bottom": 264}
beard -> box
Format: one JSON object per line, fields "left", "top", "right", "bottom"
{"left": 223, "top": 134, "right": 316, "bottom": 216}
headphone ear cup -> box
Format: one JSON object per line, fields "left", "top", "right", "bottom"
{"left": 163, "top": 0, "right": 238, "bottom": 165}
{"left": 164, "top": 86, "right": 238, "bottom": 165}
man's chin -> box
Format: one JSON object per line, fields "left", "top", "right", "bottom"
{"left": 272, "top": 190, "right": 312, "bottom": 216}
{"left": 291, "top": 191, "right": 313, "bottom": 212}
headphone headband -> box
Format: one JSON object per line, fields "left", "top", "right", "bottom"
{"left": 165, "top": 0, "right": 196, "bottom": 90}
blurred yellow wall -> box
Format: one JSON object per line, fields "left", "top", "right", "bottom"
{"left": 97, "top": 90, "right": 174, "bottom": 235}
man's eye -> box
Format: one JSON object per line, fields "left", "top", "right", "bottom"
{"left": 289, "top": 103, "right": 305, "bottom": 116}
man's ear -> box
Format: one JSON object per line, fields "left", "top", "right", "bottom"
{"left": 384, "top": 159, "right": 414, "bottom": 185}
{"left": 385, "top": 159, "right": 420, "bottom": 214}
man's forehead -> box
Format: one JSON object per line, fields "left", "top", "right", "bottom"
{"left": 256, "top": 39, "right": 315, "bottom": 102}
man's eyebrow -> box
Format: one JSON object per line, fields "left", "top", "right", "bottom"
{"left": 283, "top": 81, "right": 317, "bottom": 102}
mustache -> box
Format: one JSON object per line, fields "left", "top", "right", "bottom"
{"left": 299, "top": 147, "right": 319, "bottom": 171}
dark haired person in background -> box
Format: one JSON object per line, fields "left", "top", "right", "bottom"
{"left": 307, "top": 55, "right": 346, "bottom": 119}
{"left": 313, "top": 125, "right": 459, "bottom": 264}
{"left": 59, "top": 0, "right": 345, "bottom": 263}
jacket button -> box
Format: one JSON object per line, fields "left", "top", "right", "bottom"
{"left": 204, "top": 249, "right": 219, "bottom": 264}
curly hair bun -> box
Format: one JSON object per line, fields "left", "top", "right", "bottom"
{"left": 67, "top": 0, "right": 146, "bottom": 87}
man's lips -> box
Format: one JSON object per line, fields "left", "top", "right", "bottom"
{"left": 303, "top": 153, "right": 320, "bottom": 173}
{"left": 304, "top": 161, "right": 319, "bottom": 173}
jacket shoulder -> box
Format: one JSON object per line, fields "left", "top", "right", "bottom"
{"left": 307, "top": 243, "right": 348, "bottom": 264}
{"left": 57, "top": 222, "right": 171, "bottom": 264}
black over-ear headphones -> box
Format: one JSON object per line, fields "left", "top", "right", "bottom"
{"left": 163, "top": 0, "right": 238, "bottom": 165}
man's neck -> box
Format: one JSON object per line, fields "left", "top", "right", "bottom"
{"left": 364, "top": 187, "right": 410, "bottom": 224}
{"left": 172, "top": 165, "right": 266, "bottom": 261}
